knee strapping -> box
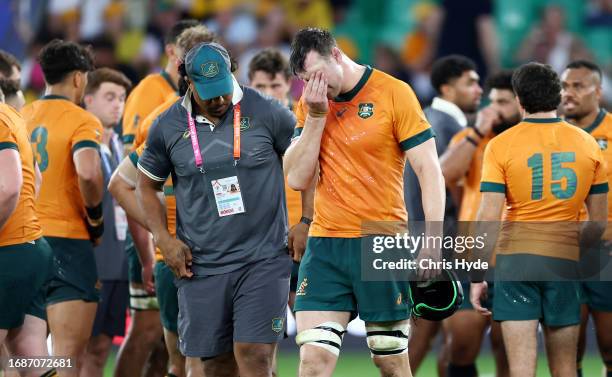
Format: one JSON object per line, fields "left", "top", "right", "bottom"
{"left": 295, "top": 322, "right": 346, "bottom": 356}
{"left": 366, "top": 323, "right": 410, "bottom": 357}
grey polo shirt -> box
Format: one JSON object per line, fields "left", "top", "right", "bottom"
{"left": 138, "top": 86, "right": 296, "bottom": 276}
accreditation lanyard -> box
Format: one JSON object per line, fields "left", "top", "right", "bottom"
{"left": 187, "top": 104, "right": 241, "bottom": 172}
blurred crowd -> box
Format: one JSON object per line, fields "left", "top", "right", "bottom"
{"left": 1, "top": 0, "right": 611, "bottom": 107}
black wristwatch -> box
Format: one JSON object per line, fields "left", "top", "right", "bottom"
{"left": 300, "top": 216, "right": 313, "bottom": 226}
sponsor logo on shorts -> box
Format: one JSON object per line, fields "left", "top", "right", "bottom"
{"left": 183, "top": 129, "right": 190, "bottom": 139}
{"left": 95, "top": 280, "right": 103, "bottom": 290}
{"left": 597, "top": 137, "right": 607, "bottom": 150}
{"left": 396, "top": 292, "right": 402, "bottom": 305}
{"left": 295, "top": 278, "right": 308, "bottom": 296}
{"left": 358, "top": 103, "right": 374, "bottom": 119}
{"left": 272, "top": 317, "right": 284, "bottom": 333}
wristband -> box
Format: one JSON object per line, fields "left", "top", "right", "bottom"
{"left": 85, "top": 203, "right": 103, "bottom": 221}
{"left": 465, "top": 136, "right": 479, "bottom": 147}
{"left": 300, "top": 216, "right": 313, "bottom": 226}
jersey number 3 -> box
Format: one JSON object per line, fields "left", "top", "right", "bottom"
{"left": 527, "top": 152, "right": 577, "bottom": 200}
{"left": 31, "top": 127, "right": 49, "bottom": 172}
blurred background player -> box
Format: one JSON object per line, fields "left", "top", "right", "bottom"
{"left": 405, "top": 54, "right": 483, "bottom": 377}
{"left": 440, "top": 70, "right": 521, "bottom": 377}
{"left": 0, "top": 83, "right": 54, "bottom": 377}
{"left": 0, "top": 79, "right": 25, "bottom": 111}
{"left": 113, "top": 19, "right": 200, "bottom": 377}
{"left": 80, "top": 68, "right": 132, "bottom": 377}
{"left": 0, "top": 50, "right": 21, "bottom": 82}
{"left": 472, "top": 62, "right": 608, "bottom": 377}
{"left": 247, "top": 48, "right": 313, "bottom": 308}
{"left": 560, "top": 60, "right": 612, "bottom": 377}
{"left": 110, "top": 25, "right": 215, "bottom": 377}
{"left": 22, "top": 39, "right": 104, "bottom": 377}
{"left": 286, "top": 28, "right": 445, "bottom": 377}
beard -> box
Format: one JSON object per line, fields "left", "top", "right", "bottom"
{"left": 493, "top": 113, "right": 521, "bottom": 135}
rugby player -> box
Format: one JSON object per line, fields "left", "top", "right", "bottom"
{"left": 0, "top": 84, "right": 54, "bottom": 377}
{"left": 440, "top": 70, "right": 520, "bottom": 377}
{"left": 22, "top": 39, "right": 104, "bottom": 377}
{"left": 560, "top": 60, "right": 612, "bottom": 377}
{"left": 285, "top": 28, "right": 445, "bottom": 377}
{"left": 471, "top": 62, "right": 608, "bottom": 377}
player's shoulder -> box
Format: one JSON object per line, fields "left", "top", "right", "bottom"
{"left": 370, "top": 68, "right": 413, "bottom": 93}
{"left": 71, "top": 104, "right": 103, "bottom": 127}
{"left": 600, "top": 110, "right": 612, "bottom": 130}
{"left": 127, "top": 73, "right": 166, "bottom": 98}
{"left": 136, "top": 72, "right": 165, "bottom": 89}
{"left": 0, "top": 104, "right": 16, "bottom": 131}
{"left": 0, "top": 103, "right": 22, "bottom": 125}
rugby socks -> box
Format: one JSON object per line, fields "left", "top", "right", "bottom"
{"left": 448, "top": 363, "right": 477, "bottom": 377}
{"left": 40, "top": 369, "right": 58, "bottom": 377}
{"left": 166, "top": 374, "right": 179, "bottom": 377}
{"left": 576, "top": 359, "right": 582, "bottom": 377}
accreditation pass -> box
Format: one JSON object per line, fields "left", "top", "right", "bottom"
{"left": 211, "top": 176, "right": 245, "bottom": 217}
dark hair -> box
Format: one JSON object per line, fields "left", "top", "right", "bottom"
{"left": 38, "top": 39, "right": 95, "bottom": 85}
{"left": 0, "top": 50, "right": 20, "bottom": 78}
{"left": 165, "top": 20, "right": 200, "bottom": 46}
{"left": 290, "top": 28, "right": 336, "bottom": 75}
{"left": 430, "top": 55, "right": 477, "bottom": 93}
{"left": 566, "top": 60, "right": 602, "bottom": 81}
{"left": 0, "top": 78, "right": 20, "bottom": 98}
{"left": 85, "top": 67, "right": 132, "bottom": 95}
{"left": 248, "top": 48, "right": 291, "bottom": 81}
{"left": 512, "top": 63, "right": 561, "bottom": 114}
{"left": 485, "top": 70, "right": 514, "bottom": 92}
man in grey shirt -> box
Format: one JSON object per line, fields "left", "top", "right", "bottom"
{"left": 136, "top": 42, "right": 295, "bottom": 376}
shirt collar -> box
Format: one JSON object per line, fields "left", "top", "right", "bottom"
{"left": 431, "top": 97, "right": 467, "bottom": 127}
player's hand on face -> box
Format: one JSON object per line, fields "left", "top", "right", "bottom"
{"left": 470, "top": 281, "right": 491, "bottom": 316}
{"left": 141, "top": 263, "right": 156, "bottom": 294}
{"left": 288, "top": 222, "right": 309, "bottom": 262}
{"left": 157, "top": 235, "right": 193, "bottom": 278}
{"left": 475, "top": 106, "right": 501, "bottom": 137}
{"left": 304, "top": 71, "right": 329, "bottom": 116}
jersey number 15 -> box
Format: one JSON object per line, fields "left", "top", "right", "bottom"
{"left": 527, "top": 152, "right": 577, "bottom": 200}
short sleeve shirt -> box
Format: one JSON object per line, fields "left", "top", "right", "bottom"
{"left": 138, "top": 86, "right": 296, "bottom": 276}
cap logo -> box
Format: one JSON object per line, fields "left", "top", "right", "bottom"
{"left": 201, "top": 61, "right": 219, "bottom": 78}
